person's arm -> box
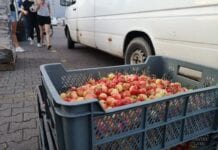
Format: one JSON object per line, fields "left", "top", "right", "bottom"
{"left": 48, "top": 0, "right": 51, "bottom": 16}
{"left": 35, "top": 0, "right": 42, "bottom": 6}
{"left": 35, "top": 0, "right": 41, "bottom": 11}
{"left": 20, "top": 4, "right": 28, "bottom": 15}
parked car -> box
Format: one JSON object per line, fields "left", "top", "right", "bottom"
{"left": 61, "top": 0, "right": 218, "bottom": 69}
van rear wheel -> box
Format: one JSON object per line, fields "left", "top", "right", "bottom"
{"left": 67, "top": 30, "right": 74, "bottom": 49}
{"left": 125, "top": 37, "right": 152, "bottom": 64}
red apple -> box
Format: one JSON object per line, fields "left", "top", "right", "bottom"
{"left": 138, "top": 80, "right": 147, "bottom": 88}
{"left": 63, "top": 97, "right": 72, "bottom": 102}
{"left": 129, "top": 85, "right": 139, "bottom": 95}
{"left": 117, "top": 75, "right": 125, "bottom": 82}
{"left": 146, "top": 88, "right": 155, "bottom": 96}
{"left": 138, "top": 75, "right": 147, "bottom": 81}
{"left": 76, "top": 87, "right": 85, "bottom": 97}
{"left": 129, "top": 74, "right": 138, "bottom": 81}
{"left": 123, "top": 97, "right": 132, "bottom": 104}
{"left": 60, "top": 93, "right": 66, "bottom": 99}
{"left": 111, "top": 93, "right": 121, "bottom": 99}
{"left": 70, "top": 86, "right": 77, "bottom": 91}
{"left": 88, "top": 78, "right": 96, "bottom": 85}
{"left": 114, "top": 99, "right": 122, "bottom": 106}
{"left": 110, "top": 88, "right": 119, "bottom": 95}
{"left": 101, "top": 84, "right": 108, "bottom": 93}
{"left": 94, "top": 84, "right": 103, "bottom": 95}
{"left": 71, "top": 91, "right": 78, "bottom": 99}
{"left": 108, "top": 73, "right": 115, "bottom": 80}
{"left": 131, "top": 95, "right": 138, "bottom": 103}
{"left": 162, "top": 80, "right": 171, "bottom": 87}
{"left": 107, "top": 82, "right": 116, "bottom": 88}
{"left": 106, "top": 97, "right": 116, "bottom": 107}
{"left": 123, "top": 83, "right": 131, "bottom": 90}
{"left": 139, "top": 88, "right": 147, "bottom": 94}
{"left": 138, "top": 94, "right": 148, "bottom": 101}
{"left": 115, "top": 84, "right": 123, "bottom": 92}
{"left": 98, "top": 93, "right": 107, "bottom": 100}
{"left": 122, "top": 90, "right": 131, "bottom": 97}
{"left": 77, "top": 97, "right": 84, "bottom": 101}
{"left": 99, "top": 100, "right": 107, "bottom": 109}
{"left": 85, "top": 93, "right": 96, "bottom": 99}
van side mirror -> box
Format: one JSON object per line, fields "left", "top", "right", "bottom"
{"left": 60, "top": 0, "right": 75, "bottom": 6}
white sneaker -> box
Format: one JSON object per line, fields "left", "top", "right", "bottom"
{"left": 15, "top": 47, "right": 25, "bottom": 52}
{"left": 37, "top": 43, "right": 42, "bottom": 48}
{"left": 30, "top": 39, "right": 34, "bottom": 45}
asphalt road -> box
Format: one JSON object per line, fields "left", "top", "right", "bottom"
{"left": 52, "top": 26, "right": 124, "bottom": 70}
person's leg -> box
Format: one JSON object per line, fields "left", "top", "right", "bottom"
{"left": 42, "top": 25, "right": 46, "bottom": 45}
{"left": 10, "top": 11, "right": 24, "bottom": 52}
{"left": 38, "top": 25, "right": 44, "bottom": 45}
{"left": 44, "top": 24, "right": 51, "bottom": 49}
{"left": 11, "top": 21, "right": 19, "bottom": 48}
{"left": 11, "top": 21, "right": 25, "bottom": 52}
{"left": 37, "top": 15, "right": 43, "bottom": 45}
{"left": 29, "top": 20, "right": 34, "bottom": 45}
{"left": 35, "top": 24, "right": 41, "bottom": 47}
{"left": 34, "top": 21, "right": 41, "bottom": 44}
{"left": 23, "top": 16, "right": 30, "bottom": 40}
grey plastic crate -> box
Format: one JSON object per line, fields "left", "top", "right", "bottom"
{"left": 37, "top": 86, "right": 57, "bottom": 150}
{"left": 38, "top": 113, "right": 57, "bottom": 150}
{"left": 189, "top": 134, "right": 218, "bottom": 150}
{"left": 40, "top": 56, "right": 218, "bottom": 150}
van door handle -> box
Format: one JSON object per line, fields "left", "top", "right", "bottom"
{"left": 73, "top": 8, "right": 77, "bottom": 11}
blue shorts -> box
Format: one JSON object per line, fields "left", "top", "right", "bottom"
{"left": 9, "top": 11, "right": 17, "bottom": 22}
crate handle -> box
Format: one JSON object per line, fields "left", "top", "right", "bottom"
{"left": 177, "top": 66, "right": 202, "bottom": 82}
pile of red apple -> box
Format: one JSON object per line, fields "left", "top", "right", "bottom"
{"left": 60, "top": 73, "right": 188, "bottom": 110}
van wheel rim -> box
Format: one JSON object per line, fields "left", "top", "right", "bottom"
{"left": 130, "top": 49, "right": 146, "bottom": 64}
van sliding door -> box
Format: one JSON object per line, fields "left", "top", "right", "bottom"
{"left": 77, "top": 0, "right": 95, "bottom": 47}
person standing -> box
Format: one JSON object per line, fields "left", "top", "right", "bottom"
{"left": 22, "top": 0, "right": 41, "bottom": 47}
{"left": 36, "top": 0, "right": 52, "bottom": 50}
{"left": 21, "top": 0, "right": 31, "bottom": 41}
{"left": 9, "top": 0, "right": 25, "bottom": 52}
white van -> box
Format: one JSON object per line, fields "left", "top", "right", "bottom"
{"left": 61, "top": 0, "right": 218, "bottom": 68}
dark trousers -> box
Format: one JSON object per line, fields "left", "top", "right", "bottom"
{"left": 23, "top": 16, "right": 30, "bottom": 39}
{"left": 28, "top": 16, "right": 40, "bottom": 43}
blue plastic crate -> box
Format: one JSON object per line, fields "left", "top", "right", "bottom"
{"left": 40, "top": 56, "right": 218, "bottom": 150}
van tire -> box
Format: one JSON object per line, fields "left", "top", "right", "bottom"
{"left": 125, "top": 37, "right": 152, "bottom": 64}
{"left": 67, "top": 30, "right": 74, "bottom": 49}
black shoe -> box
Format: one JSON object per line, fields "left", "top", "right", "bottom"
{"left": 47, "top": 45, "right": 52, "bottom": 50}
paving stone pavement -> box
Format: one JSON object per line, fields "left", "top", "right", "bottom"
{"left": 0, "top": 27, "right": 71, "bottom": 150}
